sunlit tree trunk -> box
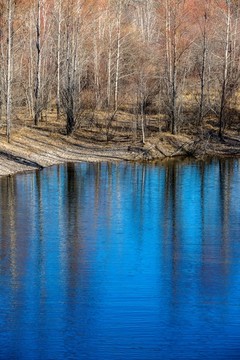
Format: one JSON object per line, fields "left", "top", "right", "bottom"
{"left": 165, "top": 0, "right": 177, "bottom": 134}
{"left": 163, "top": 0, "right": 192, "bottom": 135}
{"left": 34, "top": 0, "right": 41, "bottom": 126}
{"left": 219, "top": 0, "right": 231, "bottom": 139}
{"left": 114, "top": 0, "right": 122, "bottom": 111}
{"left": 56, "top": 0, "right": 62, "bottom": 120}
{"left": 28, "top": 13, "right": 34, "bottom": 118}
{"left": 0, "top": 2, "right": 3, "bottom": 125}
{"left": 198, "top": 0, "right": 210, "bottom": 126}
{"left": 140, "top": 92, "right": 145, "bottom": 144}
{"left": 107, "top": 23, "right": 112, "bottom": 109}
{"left": 93, "top": 12, "right": 106, "bottom": 110}
{"left": 6, "top": 0, "right": 13, "bottom": 142}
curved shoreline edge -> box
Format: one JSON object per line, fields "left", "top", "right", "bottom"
{"left": 0, "top": 127, "right": 240, "bottom": 177}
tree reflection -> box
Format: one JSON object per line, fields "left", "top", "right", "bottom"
{"left": 0, "top": 176, "right": 17, "bottom": 285}
{"left": 0, "top": 159, "right": 239, "bottom": 359}
{"left": 65, "top": 163, "right": 84, "bottom": 297}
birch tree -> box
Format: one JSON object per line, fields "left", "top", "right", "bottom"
{"left": 220, "top": 0, "right": 240, "bottom": 136}
{"left": 6, "top": 0, "right": 13, "bottom": 142}
{"left": 56, "top": 0, "right": 62, "bottom": 120}
{"left": 217, "top": 0, "right": 239, "bottom": 138}
{"left": 219, "top": 0, "right": 231, "bottom": 138}
{"left": 34, "top": 0, "right": 41, "bottom": 126}
{"left": 114, "top": 0, "right": 123, "bottom": 111}
{"left": 162, "top": 0, "right": 194, "bottom": 134}
{"left": 0, "top": 1, "right": 4, "bottom": 125}
{"left": 92, "top": 7, "right": 107, "bottom": 109}
{"left": 106, "top": 5, "right": 114, "bottom": 109}
{"left": 61, "top": 0, "right": 90, "bottom": 135}
{"left": 197, "top": 0, "right": 211, "bottom": 126}
{"left": 133, "top": 0, "right": 159, "bottom": 143}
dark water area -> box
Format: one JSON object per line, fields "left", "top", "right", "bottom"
{"left": 0, "top": 159, "right": 240, "bottom": 360}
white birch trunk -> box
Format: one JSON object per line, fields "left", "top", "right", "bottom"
{"left": 6, "top": 0, "right": 13, "bottom": 142}
{"left": 219, "top": 0, "right": 231, "bottom": 138}
{"left": 56, "top": 0, "right": 62, "bottom": 120}
{"left": 107, "top": 16, "right": 112, "bottom": 109}
{"left": 114, "top": 1, "right": 122, "bottom": 112}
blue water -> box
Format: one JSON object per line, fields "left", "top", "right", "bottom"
{"left": 0, "top": 159, "right": 240, "bottom": 360}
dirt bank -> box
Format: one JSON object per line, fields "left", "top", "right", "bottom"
{"left": 0, "top": 125, "right": 240, "bottom": 177}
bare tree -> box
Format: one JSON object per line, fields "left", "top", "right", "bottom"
{"left": 0, "top": 1, "right": 4, "bottom": 125}
{"left": 34, "top": 0, "right": 42, "bottom": 126}
{"left": 56, "top": 0, "right": 62, "bottom": 120}
{"left": 218, "top": 0, "right": 231, "bottom": 138}
{"left": 197, "top": 0, "right": 211, "bottom": 126}
{"left": 6, "top": 0, "right": 13, "bottom": 142}
{"left": 114, "top": 0, "right": 123, "bottom": 111}
{"left": 61, "top": 0, "right": 91, "bottom": 135}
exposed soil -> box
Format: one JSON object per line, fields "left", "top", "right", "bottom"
{"left": 0, "top": 120, "right": 240, "bottom": 177}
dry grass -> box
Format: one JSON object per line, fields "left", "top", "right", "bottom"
{"left": 0, "top": 109, "right": 240, "bottom": 177}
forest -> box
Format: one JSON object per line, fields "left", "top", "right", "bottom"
{"left": 0, "top": 0, "right": 240, "bottom": 144}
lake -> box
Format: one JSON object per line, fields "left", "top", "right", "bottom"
{"left": 0, "top": 159, "right": 240, "bottom": 360}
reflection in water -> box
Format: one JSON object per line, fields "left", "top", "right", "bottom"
{"left": 0, "top": 159, "right": 240, "bottom": 359}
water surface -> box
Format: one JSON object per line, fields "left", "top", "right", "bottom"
{"left": 0, "top": 159, "right": 240, "bottom": 360}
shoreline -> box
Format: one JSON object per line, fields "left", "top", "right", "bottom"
{"left": 0, "top": 126, "right": 240, "bottom": 178}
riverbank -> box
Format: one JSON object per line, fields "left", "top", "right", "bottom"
{"left": 1, "top": 124, "right": 240, "bottom": 177}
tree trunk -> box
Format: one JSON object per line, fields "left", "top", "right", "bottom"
{"left": 114, "top": 1, "right": 122, "bottom": 112}
{"left": 56, "top": 0, "right": 62, "bottom": 120}
{"left": 107, "top": 19, "right": 112, "bottom": 109}
{"left": 6, "top": 0, "right": 13, "bottom": 143}
{"left": 34, "top": 0, "right": 41, "bottom": 126}
{"left": 66, "top": 98, "right": 75, "bottom": 135}
{"left": 219, "top": 0, "right": 231, "bottom": 139}
{"left": 28, "top": 13, "right": 34, "bottom": 118}
{"left": 198, "top": 2, "right": 209, "bottom": 126}
{"left": 165, "top": 0, "right": 177, "bottom": 135}
{"left": 171, "top": 27, "right": 177, "bottom": 135}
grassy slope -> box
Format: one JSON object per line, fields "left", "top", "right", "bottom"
{"left": 0, "top": 113, "right": 240, "bottom": 177}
